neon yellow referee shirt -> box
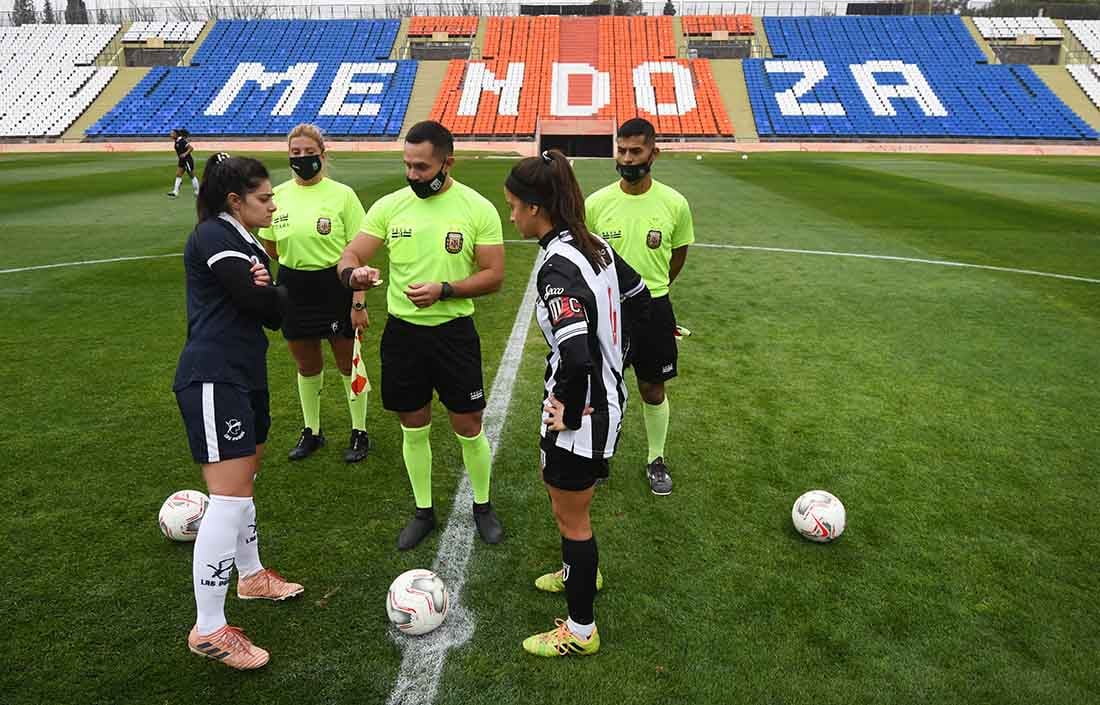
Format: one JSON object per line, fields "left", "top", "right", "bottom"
{"left": 585, "top": 178, "right": 695, "bottom": 299}
{"left": 257, "top": 178, "right": 366, "bottom": 271}
{"left": 362, "top": 179, "right": 503, "bottom": 327}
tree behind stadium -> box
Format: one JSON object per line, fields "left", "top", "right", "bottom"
{"left": 65, "top": 0, "right": 89, "bottom": 24}
{"left": 10, "top": 0, "right": 37, "bottom": 25}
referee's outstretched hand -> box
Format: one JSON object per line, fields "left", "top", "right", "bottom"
{"left": 543, "top": 394, "right": 593, "bottom": 432}
{"left": 349, "top": 266, "right": 382, "bottom": 290}
{"left": 250, "top": 262, "right": 271, "bottom": 287}
{"left": 406, "top": 282, "right": 443, "bottom": 308}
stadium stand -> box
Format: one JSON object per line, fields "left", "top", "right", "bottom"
{"left": 1065, "top": 20, "right": 1100, "bottom": 62}
{"left": 973, "top": 16, "right": 1061, "bottom": 41}
{"left": 745, "top": 16, "right": 1098, "bottom": 140}
{"left": 88, "top": 20, "right": 415, "bottom": 137}
{"left": 408, "top": 17, "right": 478, "bottom": 37}
{"left": 0, "top": 25, "right": 119, "bottom": 138}
{"left": 122, "top": 21, "right": 206, "bottom": 43}
{"left": 682, "top": 15, "right": 755, "bottom": 36}
{"left": 429, "top": 16, "right": 732, "bottom": 137}
{"left": 1067, "top": 64, "right": 1100, "bottom": 109}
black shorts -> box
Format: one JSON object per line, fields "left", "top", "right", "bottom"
{"left": 629, "top": 294, "right": 678, "bottom": 384}
{"left": 541, "top": 441, "right": 609, "bottom": 491}
{"left": 176, "top": 382, "right": 271, "bottom": 464}
{"left": 277, "top": 264, "right": 354, "bottom": 340}
{"left": 380, "top": 315, "right": 486, "bottom": 414}
{"left": 178, "top": 155, "right": 195, "bottom": 175}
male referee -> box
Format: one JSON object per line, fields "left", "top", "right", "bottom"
{"left": 339, "top": 121, "right": 505, "bottom": 550}
{"left": 585, "top": 118, "right": 694, "bottom": 496}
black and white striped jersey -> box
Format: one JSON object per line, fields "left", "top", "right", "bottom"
{"left": 174, "top": 135, "right": 191, "bottom": 157}
{"left": 536, "top": 228, "right": 650, "bottom": 459}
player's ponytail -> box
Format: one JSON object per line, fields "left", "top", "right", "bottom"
{"left": 197, "top": 152, "right": 270, "bottom": 223}
{"left": 506, "top": 150, "right": 609, "bottom": 270}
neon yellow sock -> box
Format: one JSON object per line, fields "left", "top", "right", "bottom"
{"left": 401, "top": 424, "right": 433, "bottom": 509}
{"left": 456, "top": 431, "right": 492, "bottom": 504}
{"left": 341, "top": 373, "right": 368, "bottom": 432}
{"left": 643, "top": 397, "right": 670, "bottom": 463}
{"left": 297, "top": 372, "right": 324, "bottom": 432}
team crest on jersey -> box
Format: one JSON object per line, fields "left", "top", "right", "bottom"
{"left": 445, "top": 231, "right": 464, "bottom": 254}
{"left": 316, "top": 217, "right": 332, "bottom": 235}
{"left": 646, "top": 229, "right": 663, "bottom": 249}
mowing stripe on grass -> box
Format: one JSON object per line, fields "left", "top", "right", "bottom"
{"left": 386, "top": 257, "right": 541, "bottom": 705}
{"left": 0, "top": 253, "right": 182, "bottom": 274}
{"left": 693, "top": 244, "right": 1100, "bottom": 284}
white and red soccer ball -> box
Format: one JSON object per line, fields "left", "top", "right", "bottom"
{"left": 158, "top": 490, "right": 209, "bottom": 542}
{"left": 792, "top": 490, "right": 846, "bottom": 543}
{"left": 387, "top": 569, "right": 449, "bottom": 635}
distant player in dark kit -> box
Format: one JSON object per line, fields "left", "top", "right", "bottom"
{"left": 505, "top": 150, "right": 650, "bottom": 657}
{"left": 586, "top": 118, "right": 695, "bottom": 496}
{"left": 168, "top": 128, "right": 200, "bottom": 198}
{"left": 339, "top": 121, "right": 505, "bottom": 551}
{"left": 174, "top": 153, "right": 304, "bottom": 670}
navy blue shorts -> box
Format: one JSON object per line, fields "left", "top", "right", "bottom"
{"left": 175, "top": 382, "right": 270, "bottom": 464}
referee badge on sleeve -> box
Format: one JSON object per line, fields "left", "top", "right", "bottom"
{"left": 445, "top": 231, "right": 464, "bottom": 254}
{"left": 646, "top": 229, "right": 663, "bottom": 249}
{"left": 317, "top": 217, "right": 332, "bottom": 235}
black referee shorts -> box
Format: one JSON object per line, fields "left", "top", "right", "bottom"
{"left": 380, "top": 315, "right": 486, "bottom": 414}
{"left": 178, "top": 155, "right": 195, "bottom": 176}
{"left": 277, "top": 265, "right": 354, "bottom": 340}
{"left": 541, "top": 440, "right": 609, "bottom": 491}
{"left": 629, "top": 294, "right": 678, "bottom": 384}
{"left": 176, "top": 382, "right": 271, "bottom": 464}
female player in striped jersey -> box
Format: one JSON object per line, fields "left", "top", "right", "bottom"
{"left": 168, "top": 129, "right": 199, "bottom": 198}
{"left": 174, "top": 153, "right": 304, "bottom": 670}
{"left": 504, "top": 150, "right": 650, "bottom": 657}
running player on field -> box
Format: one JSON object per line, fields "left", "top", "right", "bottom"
{"left": 168, "top": 128, "right": 199, "bottom": 198}
{"left": 175, "top": 153, "right": 303, "bottom": 670}
{"left": 257, "top": 124, "right": 371, "bottom": 464}
{"left": 505, "top": 150, "right": 649, "bottom": 657}
{"left": 585, "top": 118, "right": 694, "bottom": 496}
{"left": 339, "top": 121, "right": 505, "bottom": 550}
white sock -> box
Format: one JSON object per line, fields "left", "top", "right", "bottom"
{"left": 191, "top": 176, "right": 200, "bottom": 193}
{"left": 173, "top": 177, "right": 181, "bottom": 194}
{"left": 566, "top": 617, "right": 594, "bottom": 639}
{"left": 234, "top": 497, "right": 263, "bottom": 578}
{"left": 193, "top": 494, "right": 248, "bottom": 635}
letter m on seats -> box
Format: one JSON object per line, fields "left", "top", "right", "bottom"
{"left": 205, "top": 63, "right": 318, "bottom": 117}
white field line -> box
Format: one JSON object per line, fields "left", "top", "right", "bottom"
{"left": 385, "top": 257, "right": 541, "bottom": 705}
{"left": 0, "top": 253, "right": 183, "bottom": 274}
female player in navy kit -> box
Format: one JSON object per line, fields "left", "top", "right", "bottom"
{"left": 168, "top": 129, "right": 200, "bottom": 198}
{"left": 174, "top": 153, "right": 304, "bottom": 670}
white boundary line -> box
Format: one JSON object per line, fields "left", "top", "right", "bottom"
{"left": 691, "top": 243, "right": 1100, "bottom": 285}
{"left": 0, "top": 253, "right": 182, "bottom": 274}
{"left": 385, "top": 258, "right": 542, "bottom": 705}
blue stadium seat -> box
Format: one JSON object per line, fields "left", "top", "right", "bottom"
{"left": 90, "top": 20, "right": 416, "bottom": 138}
{"left": 745, "top": 16, "right": 1098, "bottom": 141}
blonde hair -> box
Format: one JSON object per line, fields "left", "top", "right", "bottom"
{"left": 288, "top": 123, "right": 326, "bottom": 153}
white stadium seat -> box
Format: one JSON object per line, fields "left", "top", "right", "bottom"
{"left": 1067, "top": 64, "right": 1100, "bottom": 109}
{"left": 973, "top": 17, "right": 1062, "bottom": 41}
{"left": 1065, "top": 20, "right": 1100, "bottom": 62}
{"left": 0, "top": 25, "right": 119, "bottom": 137}
{"left": 123, "top": 21, "right": 204, "bottom": 44}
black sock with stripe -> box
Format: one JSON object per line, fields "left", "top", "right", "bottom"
{"left": 561, "top": 535, "right": 598, "bottom": 626}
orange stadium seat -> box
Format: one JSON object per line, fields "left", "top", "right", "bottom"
{"left": 682, "top": 15, "right": 755, "bottom": 37}
{"left": 408, "top": 16, "right": 478, "bottom": 38}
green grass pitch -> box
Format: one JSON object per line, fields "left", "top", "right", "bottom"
{"left": 1, "top": 150, "right": 1098, "bottom": 705}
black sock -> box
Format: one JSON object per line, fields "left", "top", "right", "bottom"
{"left": 561, "top": 535, "right": 598, "bottom": 625}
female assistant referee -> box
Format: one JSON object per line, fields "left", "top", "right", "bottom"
{"left": 167, "top": 128, "right": 199, "bottom": 198}
{"left": 258, "top": 124, "right": 371, "bottom": 463}
{"left": 504, "top": 151, "right": 650, "bottom": 657}
{"left": 174, "top": 153, "right": 304, "bottom": 670}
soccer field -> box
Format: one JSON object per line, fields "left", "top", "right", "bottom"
{"left": 2, "top": 150, "right": 1099, "bottom": 705}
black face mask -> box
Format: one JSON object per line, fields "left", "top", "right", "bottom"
{"left": 408, "top": 166, "right": 447, "bottom": 199}
{"left": 616, "top": 158, "right": 653, "bottom": 184}
{"left": 290, "top": 154, "right": 323, "bottom": 181}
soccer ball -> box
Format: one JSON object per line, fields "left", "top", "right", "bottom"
{"left": 158, "top": 490, "right": 209, "bottom": 542}
{"left": 387, "top": 569, "right": 449, "bottom": 635}
{"left": 791, "top": 490, "right": 846, "bottom": 543}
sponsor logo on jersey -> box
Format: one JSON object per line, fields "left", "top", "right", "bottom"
{"left": 445, "top": 231, "right": 464, "bottom": 254}
{"left": 389, "top": 226, "right": 413, "bottom": 239}
{"left": 548, "top": 296, "right": 585, "bottom": 325}
{"left": 661, "top": 363, "right": 674, "bottom": 374}
{"left": 647, "top": 229, "right": 663, "bottom": 249}
{"left": 272, "top": 213, "right": 290, "bottom": 229}
{"left": 317, "top": 217, "right": 332, "bottom": 235}
{"left": 544, "top": 286, "right": 564, "bottom": 297}
{"left": 600, "top": 230, "right": 623, "bottom": 240}
{"left": 469, "top": 389, "right": 484, "bottom": 401}
{"left": 223, "top": 418, "right": 245, "bottom": 442}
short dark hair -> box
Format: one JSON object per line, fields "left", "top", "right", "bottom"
{"left": 405, "top": 120, "right": 454, "bottom": 159}
{"left": 617, "top": 118, "right": 656, "bottom": 144}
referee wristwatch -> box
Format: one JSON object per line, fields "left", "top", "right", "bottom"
{"left": 352, "top": 300, "right": 367, "bottom": 311}
{"left": 439, "top": 281, "right": 454, "bottom": 300}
